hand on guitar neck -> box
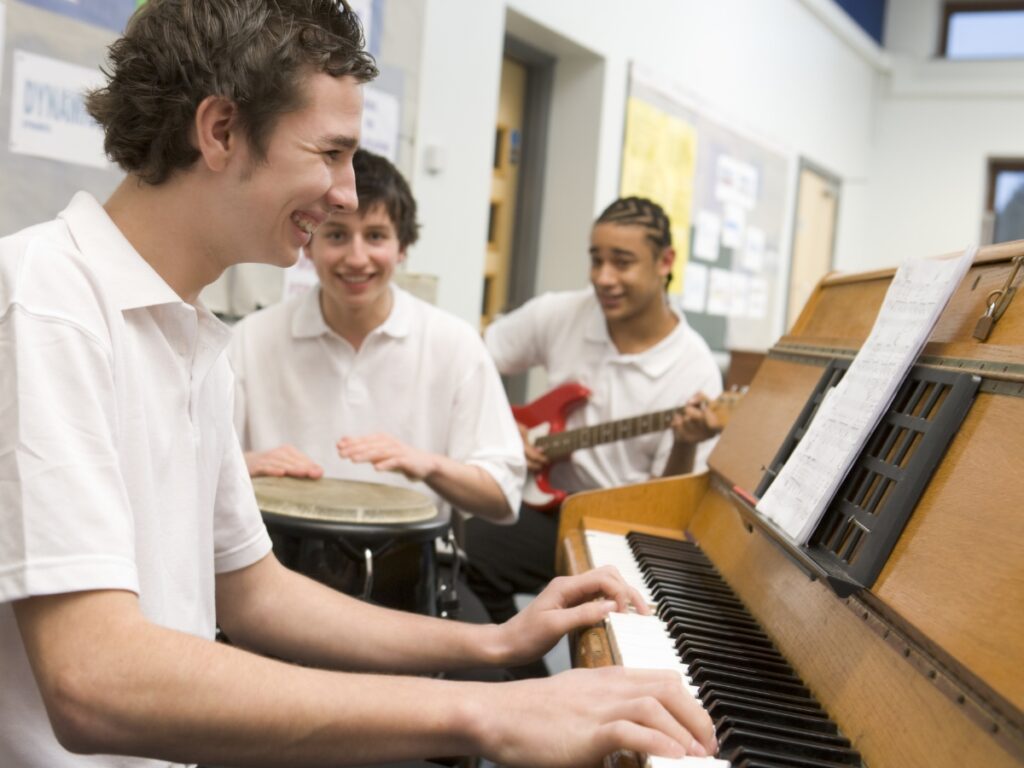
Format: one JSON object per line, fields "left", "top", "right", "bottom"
{"left": 513, "top": 383, "right": 742, "bottom": 511}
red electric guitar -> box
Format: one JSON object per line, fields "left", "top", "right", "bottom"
{"left": 513, "top": 382, "right": 742, "bottom": 511}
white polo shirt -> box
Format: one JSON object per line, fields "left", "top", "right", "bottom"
{"left": 484, "top": 288, "right": 722, "bottom": 495}
{"left": 0, "top": 192, "right": 273, "bottom": 768}
{"left": 229, "top": 285, "right": 525, "bottom": 514}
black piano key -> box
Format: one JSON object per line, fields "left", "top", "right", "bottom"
{"left": 703, "top": 689, "right": 829, "bottom": 722}
{"left": 692, "top": 667, "right": 812, "bottom": 698}
{"left": 689, "top": 659, "right": 808, "bottom": 690}
{"left": 720, "top": 717, "right": 851, "bottom": 750}
{"left": 678, "top": 637, "right": 792, "bottom": 668}
{"left": 662, "top": 603, "right": 766, "bottom": 634}
{"left": 728, "top": 747, "right": 856, "bottom": 768}
{"left": 667, "top": 616, "right": 778, "bottom": 651}
{"left": 651, "top": 581, "right": 741, "bottom": 606}
{"left": 652, "top": 581, "right": 747, "bottom": 608}
{"left": 698, "top": 680, "right": 824, "bottom": 711}
{"left": 717, "top": 726, "right": 862, "bottom": 765}
{"left": 643, "top": 564, "right": 731, "bottom": 591}
{"left": 680, "top": 643, "right": 798, "bottom": 676}
{"left": 637, "top": 553, "right": 723, "bottom": 576}
{"left": 656, "top": 595, "right": 760, "bottom": 625}
{"left": 706, "top": 697, "right": 838, "bottom": 735}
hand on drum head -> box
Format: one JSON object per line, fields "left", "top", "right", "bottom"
{"left": 336, "top": 433, "right": 437, "bottom": 481}
{"left": 243, "top": 444, "right": 324, "bottom": 479}
{"left": 475, "top": 666, "right": 717, "bottom": 767}
{"left": 496, "top": 566, "right": 649, "bottom": 667}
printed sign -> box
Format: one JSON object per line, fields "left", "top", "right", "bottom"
{"left": 9, "top": 51, "right": 109, "bottom": 169}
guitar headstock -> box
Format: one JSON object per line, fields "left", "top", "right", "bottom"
{"left": 707, "top": 387, "right": 747, "bottom": 431}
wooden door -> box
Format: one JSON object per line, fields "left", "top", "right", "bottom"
{"left": 787, "top": 164, "right": 839, "bottom": 330}
{"left": 483, "top": 57, "right": 526, "bottom": 326}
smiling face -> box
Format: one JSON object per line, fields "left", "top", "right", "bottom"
{"left": 222, "top": 72, "right": 364, "bottom": 269}
{"left": 589, "top": 222, "right": 674, "bottom": 325}
{"left": 309, "top": 202, "right": 406, "bottom": 334}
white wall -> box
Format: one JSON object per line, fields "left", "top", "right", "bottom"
{"left": 861, "top": 0, "right": 1024, "bottom": 266}
{"left": 406, "top": 0, "right": 505, "bottom": 322}
{"left": 409, "top": 0, "right": 886, "bottom": 337}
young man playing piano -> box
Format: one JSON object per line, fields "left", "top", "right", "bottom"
{"left": 229, "top": 148, "right": 525, "bottom": 526}
{"left": 0, "top": 3, "right": 718, "bottom": 766}
{"left": 466, "top": 197, "right": 724, "bottom": 676}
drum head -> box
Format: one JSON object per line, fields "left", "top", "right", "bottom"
{"left": 252, "top": 476, "right": 438, "bottom": 525}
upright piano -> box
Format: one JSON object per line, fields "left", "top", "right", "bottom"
{"left": 558, "top": 241, "right": 1024, "bottom": 768}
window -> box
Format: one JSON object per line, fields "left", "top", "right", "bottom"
{"left": 941, "top": 3, "right": 1024, "bottom": 59}
{"left": 987, "top": 159, "right": 1024, "bottom": 245}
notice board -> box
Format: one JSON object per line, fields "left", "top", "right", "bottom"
{"left": 620, "top": 63, "right": 793, "bottom": 353}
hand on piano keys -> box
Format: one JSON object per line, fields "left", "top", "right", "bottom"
{"left": 585, "top": 530, "right": 862, "bottom": 768}
{"left": 485, "top": 565, "right": 719, "bottom": 765}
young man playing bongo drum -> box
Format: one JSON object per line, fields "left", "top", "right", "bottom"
{"left": 230, "top": 148, "right": 524, "bottom": 525}
{"left": 0, "top": 2, "right": 716, "bottom": 767}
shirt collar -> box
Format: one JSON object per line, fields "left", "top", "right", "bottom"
{"left": 292, "top": 283, "right": 411, "bottom": 341}
{"left": 584, "top": 290, "right": 689, "bottom": 379}
{"left": 58, "top": 191, "right": 182, "bottom": 312}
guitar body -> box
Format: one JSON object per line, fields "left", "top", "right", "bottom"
{"left": 512, "top": 383, "right": 591, "bottom": 511}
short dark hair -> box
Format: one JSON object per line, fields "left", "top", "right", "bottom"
{"left": 352, "top": 149, "right": 420, "bottom": 249}
{"left": 595, "top": 197, "right": 674, "bottom": 289}
{"left": 86, "top": 0, "right": 379, "bottom": 185}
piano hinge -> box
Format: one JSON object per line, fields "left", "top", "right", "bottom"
{"left": 769, "top": 344, "right": 1024, "bottom": 397}
{"left": 845, "top": 593, "right": 1024, "bottom": 761}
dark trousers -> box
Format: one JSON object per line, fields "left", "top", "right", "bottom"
{"left": 463, "top": 505, "right": 559, "bottom": 679}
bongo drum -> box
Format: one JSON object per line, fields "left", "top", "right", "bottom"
{"left": 252, "top": 477, "right": 450, "bottom": 616}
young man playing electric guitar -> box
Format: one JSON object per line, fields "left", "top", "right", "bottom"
{"left": 465, "top": 197, "right": 723, "bottom": 678}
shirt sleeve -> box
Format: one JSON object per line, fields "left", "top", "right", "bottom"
{"left": 212, "top": 362, "right": 273, "bottom": 574}
{"left": 484, "top": 293, "right": 558, "bottom": 375}
{"left": 446, "top": 334, "right": 527, "bottom": 517}
{"left": 0, "top": 306, "right": 138, "bottom": 603}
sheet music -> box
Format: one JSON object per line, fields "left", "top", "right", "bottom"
{"left": 757, "top": 245, "right": 977, "bottom": 544}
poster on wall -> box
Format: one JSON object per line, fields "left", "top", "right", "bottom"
{"left": 9, "top": 51, "right": 109, "bottom": 170}
{"left": 17, "top": 0, "right": 137, "bottom": 32}
{"left": 620, "top": 96, "right": 697, "bottom": 293}
{"left": 623, "top": 62, "right": 793, "bottom": 352}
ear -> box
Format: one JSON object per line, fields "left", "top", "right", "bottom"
{"left": 656, "top": 245, "right": 676, "bottom": 277}
{"left": 193, "top": 95, "right": 242, "bottom": 173}
{"left": 397, "top": 247, "right": 408, "bottom": 265}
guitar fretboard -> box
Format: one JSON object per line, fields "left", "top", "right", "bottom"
{"left": 534, "top": 408, "right": 678, "bottom": 460}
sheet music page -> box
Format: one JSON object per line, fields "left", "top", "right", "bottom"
{"left": 756, "top": 245, "right": 977, "bottom": 544}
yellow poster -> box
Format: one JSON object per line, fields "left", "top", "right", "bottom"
{"left": 620, "top": 97, "right": 697, "bottom": 294}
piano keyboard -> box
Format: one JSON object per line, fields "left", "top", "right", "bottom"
{"left": 585, "top": 530, "right": 863, "bottom": 768}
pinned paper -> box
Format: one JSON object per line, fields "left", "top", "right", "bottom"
{"left": 693, "top": 210, "right": 721, "bottom": 262}
{"left": 681, "top": 262, "right": 708, "bottom": 313}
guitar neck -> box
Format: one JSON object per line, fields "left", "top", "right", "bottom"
{"left": 535, "top": 407, "right": 678, "bottom": 460}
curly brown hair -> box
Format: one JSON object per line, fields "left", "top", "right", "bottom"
{"left": 86, "top": 0, "right": 379, "bottom": 185}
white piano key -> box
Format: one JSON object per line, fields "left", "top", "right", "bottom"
{"left": 585, "top": 530, "right": 655, "bottom": 605}
{"left": 648, "top": 756, "right": 730, "bottom": 768}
